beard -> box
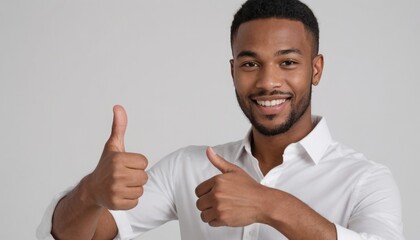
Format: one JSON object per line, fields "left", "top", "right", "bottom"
{"left": 236, "top": 85, "right": 312, "bottom": 137}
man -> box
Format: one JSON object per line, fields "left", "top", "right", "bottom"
{"left": 37, "top": 0, "right": 404, "bottom": 239}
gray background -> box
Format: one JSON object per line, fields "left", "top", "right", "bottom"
{"left": 0, "top": 0, "right": 418, "bottom": 239}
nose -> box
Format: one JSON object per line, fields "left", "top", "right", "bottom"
{"left": 255, "top": 64, "right": 283, "bottom": 90}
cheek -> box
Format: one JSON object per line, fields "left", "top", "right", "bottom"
{"left": 289, "top": 70, "right": 313, "bottom": 94}
{"left": 292, "top": 83, "right": 312, "bottom": 106}
{"left": 233, "top": 68, "right": 260, "bottom": 92}
{"left": 233, "top": 77, "right": 251, "bottom": 96}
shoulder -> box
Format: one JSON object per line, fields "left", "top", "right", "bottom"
{"left": 323, "top": 141, "right": 396, "bottom": 188}
{"left": 324, "top": 141, "right": 383, "bottom": 168}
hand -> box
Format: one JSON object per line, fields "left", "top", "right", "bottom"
{"left": 86, "top": 105, "right": 148, "bottom": 210}
{"left": 195, "top": 147, "right": 266, "bottom": 227}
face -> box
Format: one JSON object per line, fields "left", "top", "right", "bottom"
{"left": 231, "top": 18, "right": 323, "bottom": 136}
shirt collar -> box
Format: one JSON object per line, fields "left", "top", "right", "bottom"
{"left": 237, "top": 116, "right": 333, "bottom": 165}
{"left": 299, "top": 116, "right": 333, "bottom": 164}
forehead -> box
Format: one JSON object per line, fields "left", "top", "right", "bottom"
{"left": 232, "top": 18, "right": 313, "bottom": 57}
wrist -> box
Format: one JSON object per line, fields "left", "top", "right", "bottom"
{"left": 257, "top": 189, "right": 336, "bottom": 239}
{"left": 256, "top": 187, "right": 287, "bottom": 227}
{"left": 73, "top": 174, "right": 101, "bottom": 209}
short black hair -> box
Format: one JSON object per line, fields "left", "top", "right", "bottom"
{"left": 231, "top": 0, "right": 319, "bottom": 54}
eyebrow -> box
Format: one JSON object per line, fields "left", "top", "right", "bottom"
{"left": 236, "top": 50, "right": 257, "bottom": 59}
{"left": 275, "top": 48, "right": 303, "bottom": 56}
{"left": 236, "top": 48, "right": 303, "bottom": 59}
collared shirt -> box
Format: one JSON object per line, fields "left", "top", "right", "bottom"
{"left": 37, "top": 117, "right": 404, "bottom": 240}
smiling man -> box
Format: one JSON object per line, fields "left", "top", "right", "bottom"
{"left": 230, "top": 17, "right": 323, "bottom": 176}
{"left": 38, "top": 0, "right": 404, "bottom": 239}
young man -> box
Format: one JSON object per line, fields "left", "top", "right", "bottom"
{"left": 38, "top": 0, "right": 404, "bottom": 239}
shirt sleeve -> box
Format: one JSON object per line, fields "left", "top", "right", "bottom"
{"left": 36, "top": 187, "right": 72, "bottom": 240}
{"left": 37, "top": 149, "right": 182, "bottom": 240}
{"left": 36, "top": 186, "right": 124, "bottom": 240}
{"left": 36, "top": 173, "right": 178, "bottom": 240}
{"left": 335, "top": 165, "right": 404, "bottom": 240}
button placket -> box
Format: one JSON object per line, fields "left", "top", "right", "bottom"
{"left": 261, "top": 164, "right": 284, "bottom": 187}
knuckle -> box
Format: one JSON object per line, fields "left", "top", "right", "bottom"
{"left": 214, "top": 176, "right": 225, "bottom": 185}
{"left": 219, "top": 210, "right": 227, "bottom": 219}
{"left": 141, "top": 171, "right": 148, "bottom": 184}
{"left": 213, "top": 190, "right": 223, "bottom": 200}
{"left": 109, "top": 183, "right": 122, "bottom": 196}
{"left": 196, "top": 199, "right": 202, "bottom": 210}
{"left": 104, "top": 141, "right": 114, "bottom": 151}
{"left": 137, "top": 186, "right": 144, "bottom": 197}
{"left": 138, "top": 155, "right": 148, "bottom": 169}
{"left": 132, "top": 172, "right": 145, "bottom": 185}
{"left": 215, "top": 204, "right": 224, "bottom": 213}
{"left": 111, "top": 171, "right": 123, "bottom": 181}
{"left": 195, "top": 184, "right": 204, "bottom": 197}
{"left": 138, "top": 153, "right": 147, "bottom": 161}
{"left": 200, "top": 212, "right": 207, "bottom": 222}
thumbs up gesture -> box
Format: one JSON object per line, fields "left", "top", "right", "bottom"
{"left": 195, "top": 147, "right": 268, "bottom": 227}
{"left": 85, "top": 105, "right": 148, "bottom": 210}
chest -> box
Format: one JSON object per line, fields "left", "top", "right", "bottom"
{"left": 173, "top": 159, "right": 358, "bottom": 240}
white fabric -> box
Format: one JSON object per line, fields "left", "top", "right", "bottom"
{"left": 36, "top": 188, "right": 71, "bottom": 240}
{"left": 37, "top": 117, "right": 404, "bottom": 240}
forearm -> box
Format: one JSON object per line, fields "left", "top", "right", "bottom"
{"left": 258, "top": 187, "right": 336, "bottom": 240}
{"left": 51, "top": 176, "right": 116, "bottom": 240}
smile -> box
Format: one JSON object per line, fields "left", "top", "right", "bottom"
{"left": 256, "top": 99, "right": 288, "bottom": 107}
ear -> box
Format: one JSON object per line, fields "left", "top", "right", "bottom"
{"left": 229, "top": 59, "right": 234, "bottom": 79}
{"left": 311, "top": 54, "right": 324, "bottom": 86}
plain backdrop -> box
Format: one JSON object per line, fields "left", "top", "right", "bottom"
{"left": 0, "top": 0, "right": 419, "bottom": 239}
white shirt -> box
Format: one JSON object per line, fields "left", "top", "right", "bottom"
{"left": 37, "top": 117, "right": 404, "bottom": 240}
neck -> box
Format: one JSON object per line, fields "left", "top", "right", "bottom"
{"left": 251, "top": 108, "right": 314, "bottom": 175}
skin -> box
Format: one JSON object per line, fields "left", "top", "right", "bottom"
{"left": 195, "top": 18, "right": 337, "bottom": 239}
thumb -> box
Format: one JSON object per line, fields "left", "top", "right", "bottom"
{"left": 206, "top": 147, "right": 238, "bottom": 174}
{"left": 105, "top": 105, "right": 127, "bottom": 152}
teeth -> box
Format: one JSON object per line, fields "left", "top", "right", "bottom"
{"left": 257, "top": 99, "right": 287, "bottom": 107}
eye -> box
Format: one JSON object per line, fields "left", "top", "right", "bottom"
{"left": 281, "top": 60, "right": 298, "bottom": 66}
{"left": 241, "top": 61, "right": 259, "bottom": 68}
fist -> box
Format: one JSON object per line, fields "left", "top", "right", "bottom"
{"left": 195, "top": 147, "right": 265, "bottom": 227}
{"left": 86, "top": 105, "right": 148, "bottom": 210}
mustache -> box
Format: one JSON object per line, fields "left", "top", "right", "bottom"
{"left": 248, "top": 90, "right": 293, "bottom": 99}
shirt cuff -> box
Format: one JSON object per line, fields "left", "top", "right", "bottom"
{"left": 110, "top": 210, "right": 137, "bottom": 240}
{"left": 36, "top": 187, "right": 73, "bottom": 240}
{"left": 335, "top": 224, "right": 363, "bottom": 240}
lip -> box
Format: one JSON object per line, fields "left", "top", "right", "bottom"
{"left": 252, "top": 95, "right": 290, "bottom": 101}
{"left": 252, "top": 98, "right": 290, "bottom": 115}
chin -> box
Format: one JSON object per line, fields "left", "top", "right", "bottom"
{"left": 252, "top": 119, "right": 294, "bottom": 136}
